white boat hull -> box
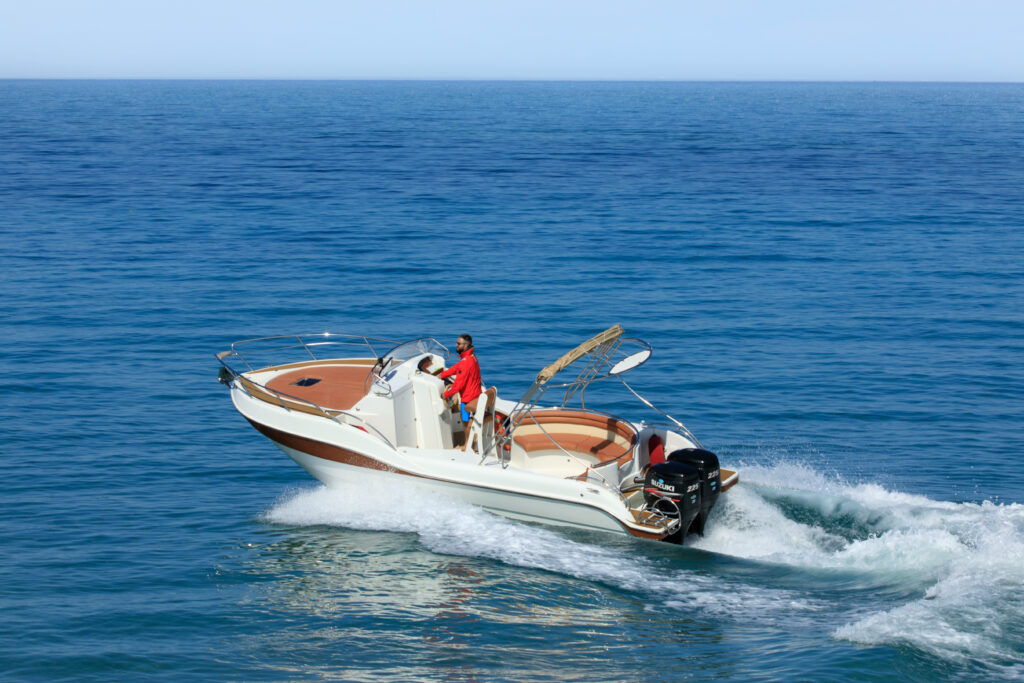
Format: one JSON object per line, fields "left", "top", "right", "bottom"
{"left": 279, "top": 445, "right": 634, "bottom": 536}
{"left": 234, "top": 386, "right": 666, "bottom": 539}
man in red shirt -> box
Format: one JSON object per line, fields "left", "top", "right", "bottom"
{"left": 438, "top": 334, "right": 482, "bottom": 447}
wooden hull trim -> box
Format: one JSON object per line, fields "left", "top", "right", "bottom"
{"left": 246, "top": 418, "right": 403, "bottom": 474}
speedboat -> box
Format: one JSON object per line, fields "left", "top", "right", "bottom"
{"left": 217, "top": 325, "right": 738, "bottom": 544}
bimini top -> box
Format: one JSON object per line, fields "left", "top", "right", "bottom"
{"left": 532, "top": 323, "right": 652, "bottom": 390}
{"left": 498, "top": 323, "right": 704, "bottom": 453}
{"left": 503, "top": 324, "right": 652, "bottom": 428}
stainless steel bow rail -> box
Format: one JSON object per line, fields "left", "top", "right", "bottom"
{"left": 217, "top": 333, "right": 396, "bottom": 373}
{"left": 216, "top": 333, "right": 399, "bottom": 448}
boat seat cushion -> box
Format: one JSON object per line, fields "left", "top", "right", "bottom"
{"left": 511, "top": 410, "right": 637, "bottom": 468}
{"left": 513, "top": 433, "right": 632, "bottom": 463}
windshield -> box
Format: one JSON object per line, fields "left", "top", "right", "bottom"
{"left": 380, "top": 337, "right": 449, "bottom": 366}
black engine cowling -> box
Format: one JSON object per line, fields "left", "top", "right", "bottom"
{"left": 667, "top": 448, "right": 721, "bottom": 536}
{"left": 643, "top": 461, "right": 702, "bottom": 543}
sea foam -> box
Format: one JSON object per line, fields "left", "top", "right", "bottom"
{"left": 263, "top": 480, "right": 819, "bottom": 622}
{"left": 262, "top": 462, "right": 1024, "bottom": 669}
{"left": 693, "top": 462, "right": 1024, "bottom": 671}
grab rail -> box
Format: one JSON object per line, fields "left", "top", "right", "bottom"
{"left": 224, "top": 333, "right": 397, "bottom": 373}
{"left": 619, "top": 378, "right": 705, "bottom": 450}
{"left": 216, "top": 333, "right": 398, "bottom": 449}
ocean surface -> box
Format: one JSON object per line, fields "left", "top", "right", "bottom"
{"left": 2, "top": 80, "right": 1023, "bottom": 681}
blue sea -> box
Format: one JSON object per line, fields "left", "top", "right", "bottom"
{"left": 2, "top": 80, "right": 1023, "bottom": 681}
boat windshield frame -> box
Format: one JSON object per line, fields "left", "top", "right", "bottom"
{"left": 367, "top": 337, "right": 450, "bottom": 395}
{"left": 377, "top": 337, "right": 450, "bottom": 367}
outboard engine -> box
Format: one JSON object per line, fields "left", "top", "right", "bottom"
{"left": 643, "top": 461, "right": 702, "bottom": 544}
{"left": 667, "top": 448, "right": 721, "bottom": 536}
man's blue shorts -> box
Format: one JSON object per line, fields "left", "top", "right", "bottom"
{"left": 460, "top": 402, "right": 471, "bottom": 422}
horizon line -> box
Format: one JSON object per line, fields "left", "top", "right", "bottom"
{"left": 2, "top": 77, "right": 1023, "bottom": 85}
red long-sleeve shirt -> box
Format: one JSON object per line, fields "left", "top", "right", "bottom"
{"left": 439, "top": 348, "right": 482, "bottom": 404}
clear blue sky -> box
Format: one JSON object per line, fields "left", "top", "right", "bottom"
{"left": 2, "top": 0, "right": 1021, "bottom": 81}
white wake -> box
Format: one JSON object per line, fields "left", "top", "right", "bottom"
{"left": 261, "top": 462, "right": 1024, "bottom": 671}
{"left": 692, "top": 462, "right": 1024, "bottom": 671}
{"left": 262, "top": 480, "right": 819, "bottom": 622}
